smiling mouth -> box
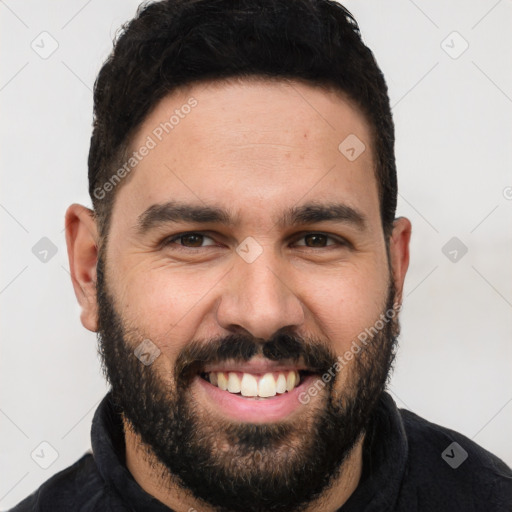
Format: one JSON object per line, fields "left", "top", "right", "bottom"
{"left": 199, "top": 370, "right": 314, "bottom": 399}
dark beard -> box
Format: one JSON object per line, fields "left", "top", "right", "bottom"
{"left": 95, "top": 251, "right": 400, "bottom": 512}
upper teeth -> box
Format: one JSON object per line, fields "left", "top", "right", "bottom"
{"left": 207, "top": 371, "right": 300, "bottom": 398}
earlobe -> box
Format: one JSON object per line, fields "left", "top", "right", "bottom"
{"left": 65, "top": 203, "right": 100, "bottom": 332}
{"left": 389, "top": 217, "right": 412, "bottom": 305}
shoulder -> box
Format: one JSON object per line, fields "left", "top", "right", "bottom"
{"left": 7, "top": 453, "right": 117, "bottom": 512}
{"left": 398, "top": 407, "right": 512, "bottom": 511}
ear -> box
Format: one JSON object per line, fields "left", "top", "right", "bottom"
{"left": 65, "top": 204, "right": 100, "bottom": 332}
{"left": 388, "top": 217, "right": 412, "bottom": 305}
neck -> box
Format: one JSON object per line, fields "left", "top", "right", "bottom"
{"left": 124, "top": 418, "right": 364, "bottom": 512}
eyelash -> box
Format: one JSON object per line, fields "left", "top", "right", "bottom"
{"left": 161, "top": 231, "right": 349, "bottom": 251}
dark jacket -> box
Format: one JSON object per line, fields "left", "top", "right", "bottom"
{"left": 10, "top": 392, "right": 512, "bottom": 511}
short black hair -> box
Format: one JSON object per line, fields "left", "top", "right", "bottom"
{"left": 88, "top": 0, "right": 397, "bottom": 241}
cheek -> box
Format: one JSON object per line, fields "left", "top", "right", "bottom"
{"left": 303, "top": 264, "right": 389, "bottom": 354}
{"left": 113, "top": 264, "right": 222, "bottom": 353}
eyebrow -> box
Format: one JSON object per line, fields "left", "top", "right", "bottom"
{"left": 135, "top": 200, "right": 367, "bottom": 235}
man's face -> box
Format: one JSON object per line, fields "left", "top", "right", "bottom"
{"left": 94, "top": 79, "right": 404, "bottom": 511}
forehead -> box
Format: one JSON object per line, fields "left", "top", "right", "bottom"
{"left": 112, "top": 78, "right": 380, "bottom": 231}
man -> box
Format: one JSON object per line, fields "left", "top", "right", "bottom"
{"left": 10, "top": 0, "right": 511, "bottom": 510}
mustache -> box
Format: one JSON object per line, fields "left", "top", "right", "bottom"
{"left": 175, "top": 331, "right": 338, "bottom": 385}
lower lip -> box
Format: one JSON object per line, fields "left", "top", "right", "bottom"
{"left": 193, "top": 374, "right": 318, "bottom": 423}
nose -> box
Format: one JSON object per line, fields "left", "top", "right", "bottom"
{"left": 215, "top": 251, "right": 305, "bottom": 340}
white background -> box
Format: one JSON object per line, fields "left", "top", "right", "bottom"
{"left": 1, "top": 0, "right": 511, "bottom": 509}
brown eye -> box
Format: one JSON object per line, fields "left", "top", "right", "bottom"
{"left": 164, "top": 232, "right": 217, "bottom": 249}
{"left": 293, "top": 233, "right": 348, "bottom": 249}
{"left": 303, "top": 234, "right": 329, "bottom": 247}
{"left": 180, "top": 234, "right": 205, "bottom": 247}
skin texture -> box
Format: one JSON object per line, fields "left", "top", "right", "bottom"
{"left": 65, "top": 78, "right": 411, "bottom": 512}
